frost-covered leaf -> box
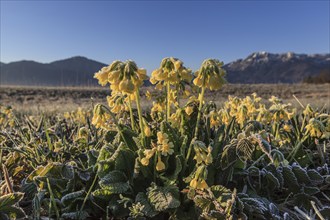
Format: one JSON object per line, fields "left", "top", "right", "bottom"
{"left": 291, "top": 163, "right": 311, "bottom": 185}
{"left": 135, "top": 192, "right": 158, "bottom": 218}
{"left": 281, "top": 166, "right": 299, "bottom": 192}
{"left": 0, "top": 193, "right": 24, "bottom": 209}
{"left": 236, "top": 138, "right": 254, "bottom": 161}
{"left": 61, "top": 190, "right": 85, "bottom": 206}
{"left": 263, "top": 169, "right": 280, "bottom": 191}
{"left": 61, "top": 211, "right": 89, "bottom": 220}
{"left": 307, "top": 169, "right": 324, "bottom": 185}
{"left": 147, "top": 183, "right": 180, "bottom": 212}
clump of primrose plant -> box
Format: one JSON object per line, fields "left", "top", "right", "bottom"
{"left": 193, "top": 58, "right": 226, "bottom": 138}
{"left": 93, "top": 60, "right": 148, "bottom": 146}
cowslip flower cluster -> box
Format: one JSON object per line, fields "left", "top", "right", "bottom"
{"left": 189, "top": 165, "right": 209, "bottom": 190}
{"left": 268, "top": 96, "right": 296, "bottom": 122}
{"left": 193, "top": 59, "right": 226, "bottom": 91}
{"left": 140, "top": 131, "right": 174, "bottom": 171}
{"left": 150, "top": 57, "right": 192, "bottom": 89}
{"left": 193, "top": 141, "right": 213, "bottom": 165}
{"left": 0, "top": 106, "right": 15, "bottom": 127}
{"left": 94, "top": 60, "right": 148, "bottom": 94}
{"left": 305, "top": 118, "right": 328, "bottom": 138}
{"left": 106, "top": 93, "right": 129, "bottom": 114}
{"left": 189, "top": 141, "right": 213, "bottom": 190}
{"left": 91, "top": 104, "right": 113, "bottom": 130}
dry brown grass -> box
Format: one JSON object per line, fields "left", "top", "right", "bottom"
{"left": 1, "top": 83, "right": 329, "bottom": 114}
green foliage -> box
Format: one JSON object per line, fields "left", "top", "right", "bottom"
{"left": 0, "top": 193, "right": 26, "bottom": 219}
{"left": 0, "top": 84, "right": 329, "bottom": 219}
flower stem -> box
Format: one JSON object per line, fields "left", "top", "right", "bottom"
{"left": 166, "top": 81, "right": 171, "bottom": 121}
{"left": 194, "top": 86, "right": 206, "bottom": 139}
{"left": 135, "top": 89, "right": 146, "bottom": 148}
{"left": 127, "top": 98, "right": 136, "bottom": 131}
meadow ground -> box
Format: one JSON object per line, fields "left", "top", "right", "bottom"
{"left": 0, "top": 83, "right": 329, "bottom": 114}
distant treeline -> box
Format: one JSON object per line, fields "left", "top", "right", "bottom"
{"left": 303, "top": 69, "right": 330, "bottom": 84}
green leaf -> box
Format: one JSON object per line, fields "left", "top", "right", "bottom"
{"left": 194, "top": 195, "right": 212, "bottom": 213}
{"left": 99, "top": 170, "right": 130, "bottom": 194}
{"left": 302, "top": 186, "right": 320, "bottom": 195}
{"left": 61, "top": 211, "right": 89, "bottom": 220}
{"left": 61, "top": 190, "right": 85, "bottom": 206}
{"left": 307, "top": 169, "right": 324, "bottom": 185}
{"left": 27, "top": 162, "right": 74, "bottom": 183}
{"left": 167, "top": 156, "right": 183, "bottom": 181}
{"left": 319, "top": 206, "right": 330, "bottom": 218}
{"left": 2, "top": 206, "right": 26, "bottom": 219}
{"left": 210, "top": 185, "right": 232, "bottom": 200}
{"left": 221, "top": 145, "right": 237, "bottom": 169}
{"left": 92, "top": 189, "right": 113, "bottom": 199}
{"left": 281, "top": 166, "right": 299, "bottom": 193}
{"left": 236, "top": 138, "right": 254, "bottom": 161}
{"left": 262, "top": 169, "right": 280, "bottom": 191}
{"left": 240, "top": 197, "right": 268, "bottom": 220}
{"left": 256, "top": 136, "right": 271, "bottom": 155}
{"left": 114, "top": 148, "right": 136, "bottom": 179}
{"left": 135, "top": 192, "right": 158, "bottom": 218}
{"left": 147, "top": 183, "right": 180, "bottom": 212}
{"left": 266, "top": 164, "right": 284, "bottom": 188}
{"left": 291, "top": 163, "right": 311, "bottom": 185}
{"left": 0, "top": 193, "right": 24, "bottom": 210}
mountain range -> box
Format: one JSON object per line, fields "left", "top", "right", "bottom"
{"left": 0, "top": 52, "right": 329, "bottom": 86}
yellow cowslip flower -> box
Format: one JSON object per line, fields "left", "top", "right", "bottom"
{"left": 193, "top": 59, "right": 226, "bottom": 91}
{"left": 78, "top": 127, "right": 88, "bottom": 139}
{"left": 156, "top": 155, "right": 165, "bottom": 171}
{"left": 156, "top": 131, "right": 174, "bottom": 156}
{"left": 108, "top": 70, "right": 121, "bottom": 84}
{"left": 63, "top": 112, "right": 71, "bottom": 119}
{"left": 157, "top": 132, "right": 168, "bottom": 144}
{"left": 153, "top": 102, "right": 165, "bottom": 112}
{"left": 119, "top": 79, "right": 135, "bottom": 94}
{"left": 190, "top": 178, "right": 209, "bottom": 190}
{"left": 197, "top": 179, "right": 209, "bottom": 189}
{"left": 145, "top": 90, "right": 152, "bottom": 100}
{"left": 150, "top": 57, "right": 192, "bottom": 86}
{"left": 193, "top": 141, "right": 212, "bottom": 165}
{"left": 107, "top": 94, "right": 128, "bottom": 114}
{"left": 140, "top": 157, "right": 150, "bottom": 166}
{"left": 205, "top": 147, "right": 213, "bottom": 165}
{"left": 185, "top": 106, "right": 194, "bottom": 116}
{"left": 144, "top": 125, "right": 152, "bottom": 137}
{"left": 305, "top": 118, "right": 326, "bottom": 138}
{"left": 161, "top": 141, "right": 174, "bottom": 156}
{"left": 209, "top": 110, "right": 220, "bottom": 127}
{"left": 140, "top": 148, "right": 156, "bottom": 166}
{"left": 169, "top": 90, "right": 179, "bottom": 107}
{"left": 94, "top": 66, "right": 110, "bottom": 86}
{"left": 194, "top": 151, "right": 204, "bottom": 164}
{"left": 183, "top": 89, "right": 191, "bottom": 98}
{"left": 190, "top": 178, "right": 198, "bottom": 188}
{"left": 219, "top": 109, "right": 230, "bottom": 126}
{"left": 269, "top": 103, "right": 296, "bottom": 122}
{"left": 283, "top": 124, "right": 291, "bottom": 132}
{"left": 269, "top": 96, "right": 281, "bottom": 104}
{"left": 303, "top": 104, "right": 314, "bottom": 116}
{"left": 145, "top": 148, "right": 156, "bottom": 159}
{"left": 236, "top": 105, "right": 248, "bottom": 127}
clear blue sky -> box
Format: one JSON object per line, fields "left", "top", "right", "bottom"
{"left": 1, "top": 0, "right": 329, "bottom": 71}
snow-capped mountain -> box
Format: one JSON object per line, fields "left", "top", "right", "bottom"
{"left": 224, "top": 52, "right": 330, "bottom": 83}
